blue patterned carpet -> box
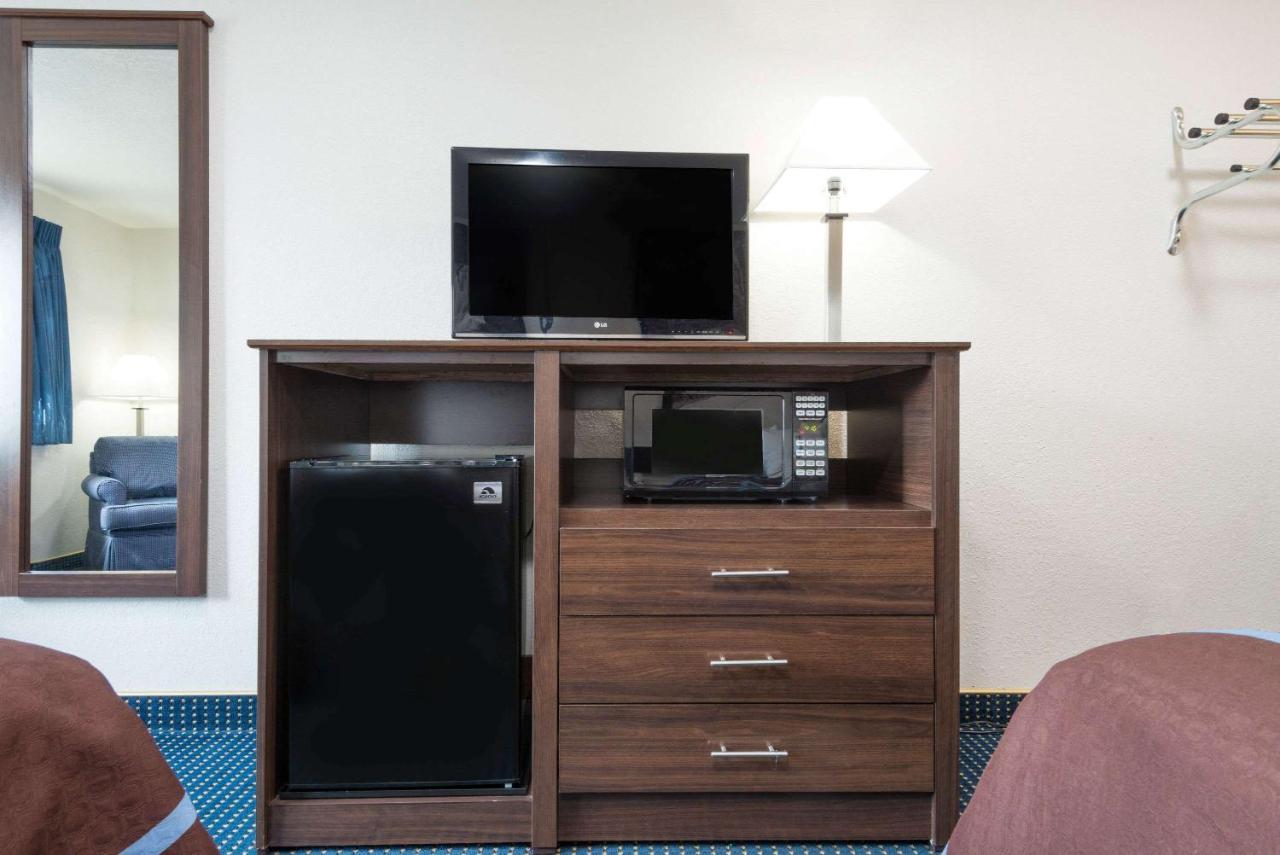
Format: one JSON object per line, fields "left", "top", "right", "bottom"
{"left": 130, "top": 696, "right": 1017, "bottom": 855}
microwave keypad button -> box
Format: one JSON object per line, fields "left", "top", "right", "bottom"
{"left": 817, "top": 468, "right": 826, "bottom": 476}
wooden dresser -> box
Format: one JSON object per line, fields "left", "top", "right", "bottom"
{"left": 252, "top": 340, "right": 965, "bottom": 852}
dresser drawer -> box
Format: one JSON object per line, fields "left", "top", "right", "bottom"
{"left": 559, "top": 703, "right": 933, "bottom": 793}
{"left": 560, "top": 528, "right": 934, "bottom": 615}
{"left": 561, "top": 616, "right": 932, "bottom": 703}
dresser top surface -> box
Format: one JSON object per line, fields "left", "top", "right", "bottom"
{"left": 248, "top": 339, "right": 971, "bottom": 353}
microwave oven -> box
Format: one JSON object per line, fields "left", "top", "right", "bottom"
{"left": 622, "top": 388, "right": 830, "bottom": 500}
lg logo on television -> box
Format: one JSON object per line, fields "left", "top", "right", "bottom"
{"left": 593, "top": 321, "right": 608, "bottom": 328}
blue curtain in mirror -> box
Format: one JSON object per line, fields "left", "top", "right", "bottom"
{"left": 31, "top": 216, "right": 72, "bottom": 445}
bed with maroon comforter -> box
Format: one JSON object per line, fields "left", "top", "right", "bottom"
{"left": 0, "top": 638, "right": 216, "bottom": 854}
{"left": 948, "top": 631, "right": 1280, "bottom": 854}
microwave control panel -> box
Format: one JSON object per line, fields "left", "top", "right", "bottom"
{"left": 791, "top": 390, "right": 829, "bottom": 487}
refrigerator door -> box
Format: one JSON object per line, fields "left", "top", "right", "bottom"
{"left": 285, "top": 462, "right": 521, "bottom": 792}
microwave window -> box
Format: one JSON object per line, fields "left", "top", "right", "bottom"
{"left": 651, "top": 409, "right": 764, "bottom": 476}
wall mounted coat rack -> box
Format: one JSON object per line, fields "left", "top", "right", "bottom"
{"left": 1168, "top": 98, "right": 1280, "bottom": 255}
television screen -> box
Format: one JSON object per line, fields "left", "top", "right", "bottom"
{"left": 452, "top": 148, "right": 747, "bottom": 339}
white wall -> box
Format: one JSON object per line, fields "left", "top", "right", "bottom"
{"left": 3, "top": 0, "right": 1280, "bottom": 691}
{"left": 28, "top": 190, "right": 179, "bottom": 562}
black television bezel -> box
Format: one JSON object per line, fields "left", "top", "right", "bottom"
{"left": 451, "top": 147, "right": 748, "bottom": 340}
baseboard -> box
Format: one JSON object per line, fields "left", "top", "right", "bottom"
{"left": 960, "top": 690, "right": 1025, "bottom": 726}
{"left": 122, "top": 690, "right": 1029, "bottom": 731}
{"left": 124, "top": 694, "right": 256, "bottom": 730}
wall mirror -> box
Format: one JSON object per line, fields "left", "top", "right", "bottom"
{"left": 0, "top": 10, "right": 210, "bottom": 596}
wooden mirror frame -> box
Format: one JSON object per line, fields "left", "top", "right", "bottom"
{"left": 0, "top": 9, "right": 211, "bottom": 597}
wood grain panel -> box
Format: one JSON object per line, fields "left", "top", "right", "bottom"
{"left": 560, "top": 527, "right": 934, "bottom": 615}
{"left": 258, "top": 356, "right": 371, "bottom": 847}
{"left": 559, "top": 793, "right": 933, "bottom": 842}
{"left": 0, "top": 16, "right": 28, "bottom": 596}
{"left": 559, "top": 704, "right": 933, "bottom": 793}
{"left": 0, "top": 9, "right": 213, "bottom": 25}
{"left": 268, "top": 794, "right": 531, "bottom": 847}
{"left": 277, "top": 349, "right": 535, "bottom": 382}
{"left": 257, "top": 351, "right": 280, "bottom": 849}
{"left": 844, "top": 367, "right": 933, "bottom": 508}
{"left": 561, "top": 616, "right": 933, "bottom": 703}
{"left": 931, "top": 352, "right": 961, "bottom": 848}
{"left": 562, "top": 494, "right": 931, "bottom": 529}
{"left": 175, "top": 17, "right": 209, "bottom": 596}
{"left": 531, "top": 351, "right": 561, "bottom": 849}
{"left": 18, "top": 17, "right": 179, "bottom": 45}
{"left": 16, "top": 571, "right": 178, "bottom": 597}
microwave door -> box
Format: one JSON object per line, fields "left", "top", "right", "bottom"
{"left": 625, "top": 391, "right": 786, "bottom": 492}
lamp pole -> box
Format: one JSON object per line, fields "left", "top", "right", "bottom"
{"left": 131, "top": 400, "right": 147, "bottom": 436}
{"left": 823, "top": 176, "right": 847, "bottom": 342}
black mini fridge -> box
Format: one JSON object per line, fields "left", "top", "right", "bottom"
{"left": 284, "top": 458, "right": 523, "bottom": 794}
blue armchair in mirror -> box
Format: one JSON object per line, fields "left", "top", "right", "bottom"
{"left": 81, "top": 436, "right": 178, "bottom": 570}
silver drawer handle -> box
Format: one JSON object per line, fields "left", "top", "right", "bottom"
{"left": 709, "top": 655, "right": 789, "bottom": 668}
{"left": 710, "top": 568, "right": 790, "bottom": 578}
{"left": 710, "top": 742, "right": 789, "bottom": 760}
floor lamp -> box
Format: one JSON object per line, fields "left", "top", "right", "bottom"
{"left": 755, "top": 97, "right": 930, "bottom": 341}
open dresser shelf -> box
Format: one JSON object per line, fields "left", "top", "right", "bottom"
{"left": 252, "top": 339, "right": 967, "bottom": 853}
{"left": 562, "top": 458, "right": 931, "bottom": 528}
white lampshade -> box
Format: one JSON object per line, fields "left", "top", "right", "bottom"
{"left": 756, "top": 97, "right": 930, "bottom": 214}
{"left": 103, "top": 353, "right": 171, "bottom": 399}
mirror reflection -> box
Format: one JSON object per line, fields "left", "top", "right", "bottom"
{"left": 28, "top": 46, "right": 180, "bottom": 573}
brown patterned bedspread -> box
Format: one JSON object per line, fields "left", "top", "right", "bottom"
{"left": 948, "top": 632, "right": 1280, "bottom": 854}
{"left": 0, "top": 638, "right": 216, "bottom": 854}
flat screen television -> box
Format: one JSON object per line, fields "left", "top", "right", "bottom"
{"left": 452, "top": 147, "right": 748, "bottom": 339}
